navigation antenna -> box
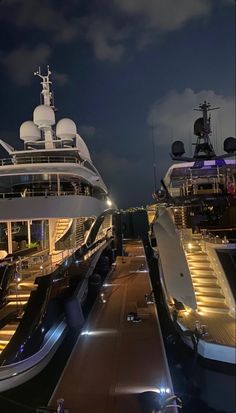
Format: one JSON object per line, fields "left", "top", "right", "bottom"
{"left": 193, "top": 101, "right": 219, "bottom": 159}
{"left": 34, "top": 65, "right": 55, "bottom": 108}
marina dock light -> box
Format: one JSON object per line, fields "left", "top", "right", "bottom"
{"left": 81, "top": 330, "right": 89, "bottom": 336}
{"left": 156, "top": 387, "right": 171, "bottom": 394}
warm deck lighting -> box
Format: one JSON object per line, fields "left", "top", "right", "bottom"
{"left": 106, "top": 198, "right": 112, "bottom": 207}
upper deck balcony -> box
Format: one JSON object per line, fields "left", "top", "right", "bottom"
{"left": 165, "top": 160, "right": 236, "bottom": 200}
{"left": 0, "top": 155, "right": 80, "bottom": 167}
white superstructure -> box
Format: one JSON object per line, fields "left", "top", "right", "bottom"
{"left": 0, "top": 66, "right": 112, "bottom": 256}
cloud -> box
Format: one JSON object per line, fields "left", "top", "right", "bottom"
{"left": 0, "top": 0, "right": 78, "bottom": 41}
{"left": 1, "top": 45, "right": 69, "bottom": 86}
{"left": 147, "top": 88, "right": 235, "bottom": 155}
{"left": 78, "top": 125, "right": 96, "bottom": 137}
{"left": 0, "top": 0, "right": 234, "bottom": 65}
{"left": 113, "top": 0, "right": 212, "bottom": 31}
{"left": 52, "top": 71, "right": 69, "bottom": 86}
{"left": 1, "top": 44, "right": 51, "bottom": 85}
{"left": 81, "top": 0, "right": 214, "bottom": 61}
{"left": 84, "top": 17, "right": 126, "bottom": 62}
{"left": 93, "top": 151, "right": 153, "bottom": 207}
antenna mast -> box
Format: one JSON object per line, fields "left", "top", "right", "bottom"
{"left": 34, "top": 65, "right": 53, "bottom": 107}
{"left": 193, "top": 101, "right": 219, "bottom": 159}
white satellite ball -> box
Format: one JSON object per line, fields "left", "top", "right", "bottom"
{"left": 56, "top": 118, "right": 77, "bottom": 140}
{"left": 20, "top": 121, "right": 41, "bottom": 141}
{"left": 33, "top": 105, "right": 55, "bottom": 127}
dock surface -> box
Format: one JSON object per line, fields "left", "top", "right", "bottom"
{"left": 49, "top": 240, "right": 174, "bottom": 413}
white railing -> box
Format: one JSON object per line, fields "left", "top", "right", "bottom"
{"left": 16, "top": 247, "right": 77, "bottom": 277}
{"left": 179, "top": 228, "right": 234, "bottom": 246}
{"left": 0, "top": 155, "right": 80, "bottom": 167}
{"left": 0, "top": 189, "right": 93, "bottom": 199}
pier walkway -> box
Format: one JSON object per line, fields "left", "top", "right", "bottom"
{"left": 49, "top": 240, "right": 175, "bottom": 413}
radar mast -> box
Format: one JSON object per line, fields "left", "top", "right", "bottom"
{"left": 193, "top": 101, "right": 219, "bottom": 159}
{"left": 34, "top": 65, "right": 54, "bottom": 107}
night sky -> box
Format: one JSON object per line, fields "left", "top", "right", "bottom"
{"left": 0, "top": 0, "right": 235, "bottom": 207}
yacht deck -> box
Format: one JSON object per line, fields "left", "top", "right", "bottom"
{"left": 177, "top": 310, "right": 236, "bottom": 347}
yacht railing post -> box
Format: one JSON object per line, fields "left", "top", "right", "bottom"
{"left": 18, "top": 256, "right": 22, "bottom": 273}
{"left": 57, "top": 174, "right": 60, "bottom": 196}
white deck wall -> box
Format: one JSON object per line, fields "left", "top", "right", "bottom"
{"left": 154, "top": 206, "right": 197, "bottom": 310}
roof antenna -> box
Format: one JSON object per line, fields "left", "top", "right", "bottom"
{"left": 193, "top": 100, "right": 219, "bottom": 159}
{"left": 34, "top": 65, "right": 54, "bottom": 108}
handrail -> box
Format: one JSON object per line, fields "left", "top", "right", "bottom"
{"left": 16, "top": 247, "right": 77, "bottom": 277}
{"left": 0, "top": 156, "right": 80, "bottom": 166}
{"left": 0, "top": 189, "right": 92, "bottom": 199}
{"left": 180, "top": 228, "right": 236, "bottom": 246}
{"left": 199, "top": 229, "right": 235, "bottom": 245}
{"left": 0, "top": 320, "right": 66, "bottom": 380}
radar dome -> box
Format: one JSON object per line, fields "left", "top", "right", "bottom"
{"left": 20, "top": 121, "right": 41, "bottom": 141}
{"left": 56, "top": 118, "right": 77, "bottom": 140}
{"left": 224, "top": 137, "right": 236, "bottom": 153}
{"left": 76, "top": 134, "right": 91, "bottom": 160}
{"left": 33, "top": 105, "right": 55, "bottom": 127}
{"left": 171, "top": 140, "right": 185, "bottom": 157}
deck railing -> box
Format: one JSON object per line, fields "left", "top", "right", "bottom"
{"left": 0, "top": 156, "right": 80, "bottom": 166}
{"left": 0, "top": 189, "right": 93, "bottom": 199}
{"left": 16, "top": 247, "right": 78, "bottom": 277}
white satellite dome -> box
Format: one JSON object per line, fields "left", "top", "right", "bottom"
{"left": 20, "top": 121, "right": 41, "bottom": 141}
{"left": 33, "top": 105, "right": 55, "bottom": 127}
{"left": 76, "top": 134, "right": 91, "bottom": 160}
{"left": 56, "top": 118, "right": 77, "bottom": 140}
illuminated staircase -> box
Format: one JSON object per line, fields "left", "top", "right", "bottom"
{"left": 173, "top": 207, "right": 187, "bottom": 229}
{"left": 0, "top": 322, "right": 18, "bottom": 354}
{"left": 0, "top": 279, "right": 36, "bottom": 353}
{"left": 184, "top": 234, "right": 229, "bottom": 314}
{"left": 55, "top": 219, "right": 72, "bottom": 242}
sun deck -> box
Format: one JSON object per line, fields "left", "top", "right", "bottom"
{"left": 49, "top": 240, "right": 175, "bottom": 413}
